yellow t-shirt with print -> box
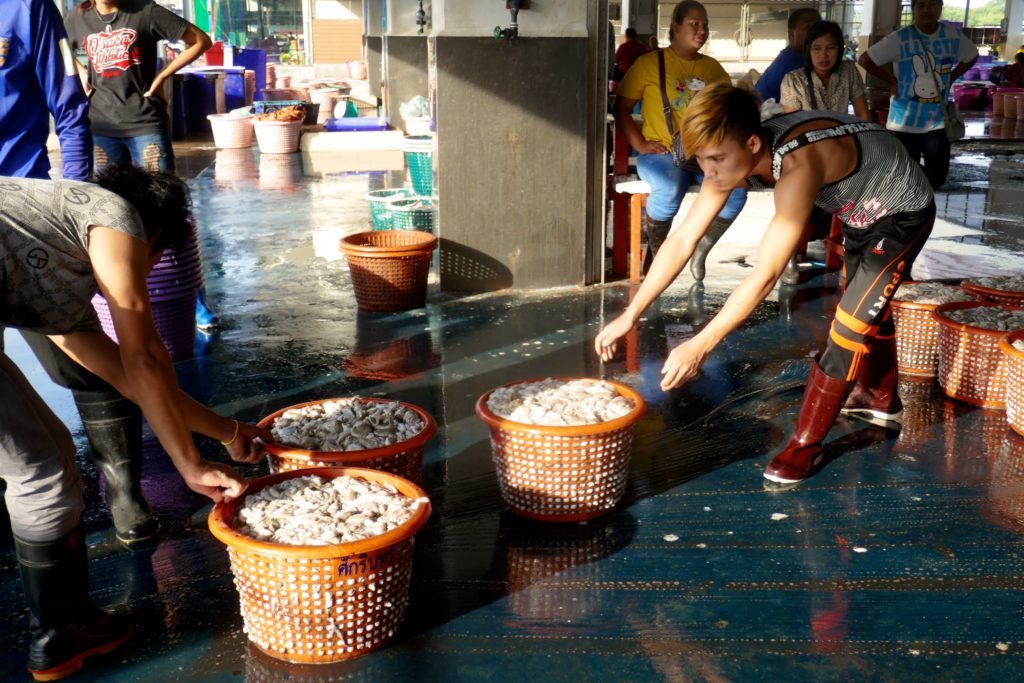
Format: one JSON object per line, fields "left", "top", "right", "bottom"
{"left": 618, "top": 49, "right": 731, "bottom": 149}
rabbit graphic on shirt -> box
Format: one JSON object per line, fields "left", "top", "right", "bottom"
{"left": 912, "top": 52, "right": 942, "bottom": 102}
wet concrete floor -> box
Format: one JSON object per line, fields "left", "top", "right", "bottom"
{"left": 2, "top": 140, "right": 1024, "bottom": 681}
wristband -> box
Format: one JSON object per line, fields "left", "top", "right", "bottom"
{"left": 220, "top": 419, "right": 240, "bottom": 446}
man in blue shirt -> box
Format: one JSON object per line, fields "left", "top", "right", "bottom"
{"left": 755, "top": 7, "right": 822, "bottom": 104}
{"left": 0, "top": 0, "right": 91, "bottom": 181}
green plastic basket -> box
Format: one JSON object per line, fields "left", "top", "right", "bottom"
{"left": 405, "top": 151, "right": 433, "bottom": 196}
{"left": 386, "top": 197, "right": 436, "bottom": 232}
{"left": 366, "top": 188, "right": 416, "bottom": 230}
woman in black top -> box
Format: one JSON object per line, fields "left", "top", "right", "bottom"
{"left": 65, "top": 0, "right": 211, "bottom": 173}
{"left": 66, "top": 0, "right": 220, "bottom": 329}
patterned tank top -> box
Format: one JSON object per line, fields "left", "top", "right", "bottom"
{"left": 747, "top": 111, "right": 934, "bottom": 229}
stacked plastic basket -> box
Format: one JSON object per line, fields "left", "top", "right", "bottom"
{"left": 361, "top": 133, "right": 437, "bottom": 233}
{"left": 365, "top": 188, "right": 416, "bottom": 230}
{"left": 402, "top": 135, "right": 434, "bottom": 197}
{"left": 92, "top": 222, "right": 204, "bottom": 362}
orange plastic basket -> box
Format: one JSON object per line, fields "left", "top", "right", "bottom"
{"left": 893, "top": 376, "right": 942, "bottom": 454}
{"left": 892, "top": 298, "right": 944, "bottom": 376}
{"left": 1000, "top": 330, "right": 1024, "bottom": 437}
{"left": 339, "top": 231, "right": 437, "bottom": 312}
{"left": 257, "top": 398, "right": 437, "bottom": 484}
{"left": 208, "top": 467, "right": 431, "bottom": 664}
{"left": 475, "top": 378, "right": 646, "bottom": 522}
{"left": 987, "top": 432, "right": 1024, "bottom": 533}
{"left": 934, "top": 301, "right": 1024, "bottom": 409}
{"left": 961, "top": 279, "right": 1024, "bottom": 306}
{"left": 343, "top": 337, "right": 440, "bottom": 381}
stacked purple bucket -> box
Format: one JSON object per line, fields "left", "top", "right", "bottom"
{"left": 92, "top": 221, "right": 203, "bottom": 362}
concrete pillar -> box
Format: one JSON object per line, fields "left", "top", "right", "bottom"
{"left": 623, "top": 0, "right": 657, "bottom": 35}
{"left": 1003, "top": 0, "right": 1023, "bottom": 62}
{"left": 859, "top": 0, "right": 902, "bottom": 110}
{"left": 858, "top": 0, "right": 902, "bottom": 53}
{"left": 364, "top": 0, "right": 384, "bottom": 99}
{"left": 383, "top": 0, "right": 429, "bottom": 129}
{"left": 431, "top": 0, "right": 606, "bottom": 291}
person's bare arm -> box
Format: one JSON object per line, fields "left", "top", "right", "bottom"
{"left": 595, "top": 183, "right": 730, "bottom": 361}
{"left": 49, "top": 329, "right": 267, "bottom": 465}
{"left": 65, "top": 226, "right": 249, "bottom": 500}
{"left": 145, "top": 24, "right": 212, "bottom": 97}
{"left": 859, "top": 52, "right": 898, "bottom": 96}
{"left": 949, "top": 55, "right": 978, "bottom": 83}
{"left": 852, "top": 94, "right": 871, "bottom": 121}
{"left": 657, "top": 159, "right": 821, "bottom": 390}
{"left": 613, "top": 95, "right": 667, "bottom": 155}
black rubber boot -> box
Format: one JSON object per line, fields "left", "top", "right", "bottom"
{"left": 16, "top": 523, "right": 133, "bottom": 681}
{"left": 642, "top": 214, "right": 674, "bottom": 274}
{"left": 689, "top": 217, "right": 733, "bottom": 282}
{"left": 72, "top": 390, "right": 160, "bottom": 547}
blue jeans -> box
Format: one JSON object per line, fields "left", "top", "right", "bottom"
{"left": 94, "top": 132, "right": 176, "bottom": 173}
{"left": 636, "top": 152, "right": 747, "bottom": 222}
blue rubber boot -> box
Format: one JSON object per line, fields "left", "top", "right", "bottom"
{"left": 195, "top": 288, "right": 220, "bottom": 330}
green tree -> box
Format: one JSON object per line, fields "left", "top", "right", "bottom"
{"left": 941, "top": 0, "right": 1008, "bottom": 27}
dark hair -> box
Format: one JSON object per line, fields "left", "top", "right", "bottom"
{"left": 1017, "top": 52, "right": 1024, "bottom": 65}
{"left": 625, "top": 27, "right": 638, "bottom": 39}
{"left": 788, "top": 7, "right": 821, "bottom": 31}
{"left": 96, "top": 165, "right": 193, "bottom": 252}
{"left": 667, "top": 1, "right": 707, "bottom": 42}
{"left": 803, "top": 21, "right": 845, "bottom": 75}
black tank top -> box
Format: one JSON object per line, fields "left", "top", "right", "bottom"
{"left": 747, "top": 111, "right": 934, "bottom": 229}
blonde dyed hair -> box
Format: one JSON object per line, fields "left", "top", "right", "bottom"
{"left": 680, "top": 82, "right": 762, "bottom": 158}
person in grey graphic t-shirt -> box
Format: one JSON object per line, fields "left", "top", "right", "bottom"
{"left": 0, "top": 167, "right": 269, "bottom": 681}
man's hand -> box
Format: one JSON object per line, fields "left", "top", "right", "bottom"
{"left": 180, "top": 460, "right": 248, "bottom": 502}
{"left": 225, "top": 422, "right": 274, "bottom": 465}
{"left": 660, "top": 337, "right": 710, "bottom": 391}
{"left": 595, "top": 312, "right": 638, "bottom": 362}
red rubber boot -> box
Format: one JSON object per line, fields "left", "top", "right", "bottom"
{"left": 841, "top": 336, "right": 903, "bottom": 427}
{"left": 764, "top": 362, "right": 855, "bottom": 484}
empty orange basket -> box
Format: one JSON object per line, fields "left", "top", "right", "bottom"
{"left": 339, "top": 230, "right": 437, "bottom": 312}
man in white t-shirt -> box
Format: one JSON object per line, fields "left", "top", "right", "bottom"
{"left": 859, "top": 0, "right": 977, "bottom": 189}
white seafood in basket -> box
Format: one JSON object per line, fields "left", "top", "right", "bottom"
{"left": 896, "top": 282, "right": 975, "bottom": 305}
{"left": 964, "top": 275, "right": 1024, "bottom": 291}
{"left": 1015, "top": 340, "right": 1024, "bottom": 353}
{"left": 486, "top": 378, "right": 635, "bottom": 427}
{"left": 944, "top": 308, "right": 1024, "bottom": 331}
{"left": 270, "top": 398, "right": 424, "bottom": 451}
{"left": 233, "top": 474, "right": 428, "bottom": 545}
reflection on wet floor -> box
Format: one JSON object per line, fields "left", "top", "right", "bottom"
{"left": 2, "top": 143, "right": 1024, "bottom": 680}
